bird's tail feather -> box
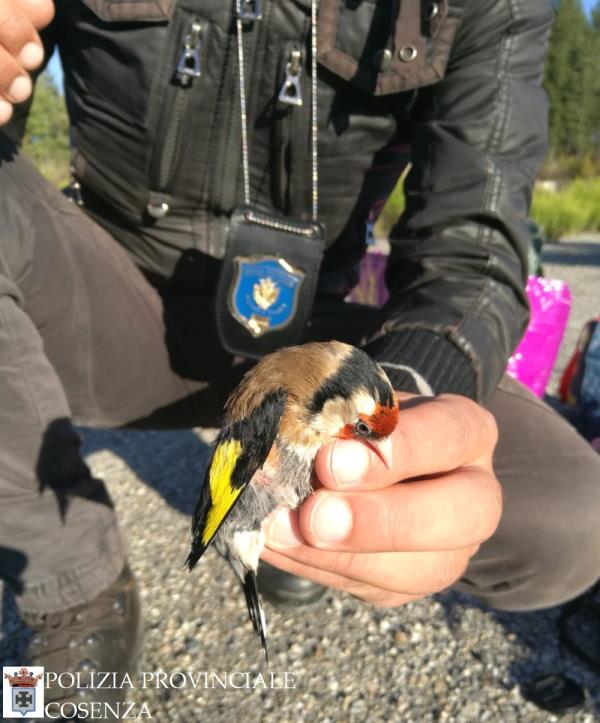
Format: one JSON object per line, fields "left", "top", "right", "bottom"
{"left": 185, "top": 537, "right": 206, "bottom": 571}
{"left": 243, "top": 570, "right": 269, "bottom": 666}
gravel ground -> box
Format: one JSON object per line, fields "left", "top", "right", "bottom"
{"left": 1, "top": 236, "right": 599, "bottom": 722}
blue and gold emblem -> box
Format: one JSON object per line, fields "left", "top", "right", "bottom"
{"left": 229, "top": 256, "right": 305, "bottom": 337}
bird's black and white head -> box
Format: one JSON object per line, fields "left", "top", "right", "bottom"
{"left": 301, "top": 343, "right": 399, "bottom": 465}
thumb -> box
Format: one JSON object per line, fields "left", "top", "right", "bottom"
{"left": 314, "top": 439, "right": 391, "bottom": 491}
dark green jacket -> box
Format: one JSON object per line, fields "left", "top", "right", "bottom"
{"left": 14, "top": 0, "right": 554, "bottom": 400}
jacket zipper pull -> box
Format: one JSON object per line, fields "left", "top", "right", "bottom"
{"left": 176, "top": 21, "right": 203, "bottom": 86}
{"left": 238, "top": 0, "right": 262, "bottom": 21}
{"left": 278, "top": 49, "right": 303, "bottom": 106}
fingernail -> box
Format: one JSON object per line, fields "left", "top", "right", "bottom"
{"left": 330, "top": 440, "right": 371, "bottom": 487}
{"left": 265, "top": 509, "right": 303, "bottom": 548}
{"left": 20, "top": 42, "right": 44, "bottom": 70}
{"left": 0, "top": 100, "right": 13, "bottom": 125}
{"left": 8, "top": 75, "right": 32, "bottom": 103}
{"left": 310, "top": 495, "right": 353, "bottom": 544}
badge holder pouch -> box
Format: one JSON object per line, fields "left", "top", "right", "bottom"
{"left": 216, "top": 0, "right": 324, "bottom": 358}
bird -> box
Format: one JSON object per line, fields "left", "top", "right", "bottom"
{"left": 185, "top": 340, "right": 399, "bottom": 660}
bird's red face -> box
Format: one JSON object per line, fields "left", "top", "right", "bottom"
{"left": 338, "top": 400, "right": 399, "bottom": 441}
{"left": 336, "top": 398, "right": 399, "bottom": 468}
{"left": 360, "top": 401, "right": 400, "bottom": 439}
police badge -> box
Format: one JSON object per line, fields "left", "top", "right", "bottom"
{"left": 216, "top": 206, "right": 325, "bottom": 357}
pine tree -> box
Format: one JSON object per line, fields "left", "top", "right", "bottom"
{"left": 22, "top": 73, "right": 70, "bottom": 187}
{"left": 544, "top": 0, "right": 595, "bottom": 157}
{"left": 590, "top": 1, "right": 600, "bottom": 154}
{"left": 592, "top": 0, "right": 600, "bottom": 30}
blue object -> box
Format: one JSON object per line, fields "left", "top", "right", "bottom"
{"left": 229, "top": 256, "right": 305, "bottom": 337}
{"left": 579, "top": 320, "right": 600, "bottom": 438}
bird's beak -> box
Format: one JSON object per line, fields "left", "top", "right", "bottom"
{"left": 367, "top": 435, "right": 394, "bottom": 469}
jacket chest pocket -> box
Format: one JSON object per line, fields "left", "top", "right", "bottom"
{"left": 317, "top": 0, "right": 464, "bottom": 95}
{"left": 79, "top": 0, "right": 175, "bottom": 22}
{"left": 66, "top": 0, "right": 178, "bottom": 127}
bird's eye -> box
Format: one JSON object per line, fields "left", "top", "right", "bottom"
{"left": 355, "top": 420, "right": 371, "bottom": 437}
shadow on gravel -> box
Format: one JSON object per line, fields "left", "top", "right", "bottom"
{"left": 0, "top": 585, "right": 31, "bottom": 667}
{"left": 79, "top": 427, "right": 212, "bottom": 516}
{"left": 436, "top": 590, "right": 600, "bottom": 717}
{"left": 542, "top": 242, "right": 600, "bottom": 266}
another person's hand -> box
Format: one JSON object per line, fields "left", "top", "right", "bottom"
{"left": 0, "top": 0, "right": 54, "bottom": 125}
{"left": 262, "top": 393, "right": 501, "bottom": 607}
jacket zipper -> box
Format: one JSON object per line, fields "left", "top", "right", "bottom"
{"left": 158, "top": 20, "right": 203, "bottom": 193}
{"left": 278, "top": 46, "right": 305, "bottom": 213}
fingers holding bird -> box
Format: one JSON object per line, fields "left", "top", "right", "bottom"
{"left": 262, "top": 392, "right": 501, "bottom": 607}
{"left": 262, "top": 530, "right": 478, "bottom": 603}
{"left": 261, "top": 543, "right": 425, "bottom": 607}
{"left": 262, "top": 481, "right": 487, "bottom": 595}
{"left": 289, "top": 467, "right": 500, "bottom": 552}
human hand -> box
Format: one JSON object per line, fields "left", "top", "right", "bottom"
{"left": 262, "top": 393, "right": 501, "bottom": 607}
{"left": 0, "top": 0, "right": 54, "bottom": 125}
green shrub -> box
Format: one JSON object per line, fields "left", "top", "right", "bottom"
{"left": 532, "top": 177, "right": 600, "bottom": 239}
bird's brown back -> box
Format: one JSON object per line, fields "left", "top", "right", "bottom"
{"left": 224, "top": 341, "right": 356, "bottom": 446}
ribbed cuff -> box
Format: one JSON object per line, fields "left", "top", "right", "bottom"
{"left": 365, "top": 329, "right": 477, "bottom": 399}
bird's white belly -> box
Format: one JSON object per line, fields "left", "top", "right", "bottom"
{"left": 231, "top": 529, "right": 265, "bottom": 571}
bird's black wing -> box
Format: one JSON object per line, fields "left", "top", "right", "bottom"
{"left": 186, "top": 388, "right": 287, "bottom": 570}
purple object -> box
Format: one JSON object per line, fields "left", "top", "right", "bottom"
{"left": 347, "top": 249, "right": 390, "bottom": 308}
{"left": 506, "top": 276, "right": 572, "bottom": 397}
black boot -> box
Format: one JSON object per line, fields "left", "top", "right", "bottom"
{"left": 257, "top": 562, "right": 326, "bottom": 607}
{"left": 22, "top": 565, "right": 143, "bottom": 722}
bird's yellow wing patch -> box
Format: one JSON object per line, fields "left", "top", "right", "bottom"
{"left": 201, "top": 438, "right": 244, "bottom": 545}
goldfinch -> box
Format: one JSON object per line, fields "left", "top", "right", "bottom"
{"left": 186, "top": 341, "right": 399, "bottom": 659}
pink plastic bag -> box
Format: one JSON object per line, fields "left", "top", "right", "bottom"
{"left": 505, "top": 276, "right": 572, "bottom": 397}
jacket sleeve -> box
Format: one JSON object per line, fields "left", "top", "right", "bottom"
{"left": 366, "top": 0, "right": 554, "bottom": 402}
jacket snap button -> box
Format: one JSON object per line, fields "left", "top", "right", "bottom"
{"left": 372, "top": 48, "right": 392, "bottom": 70}
{"left": 399, "top": 45, "right": 418, "bottom": 62}
{"left": 146, "top": 201, "right": 170, "bottom": 219}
